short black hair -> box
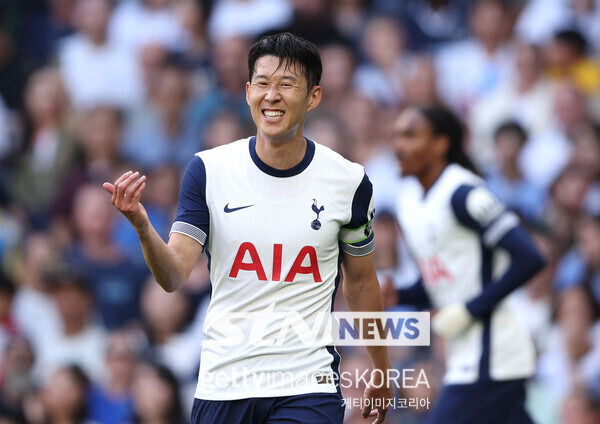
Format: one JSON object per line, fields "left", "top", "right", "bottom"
{"left": 494, "top": 120, "right": 528, "bottom": 144}
{"left": 44, "top": 264, "right": 91, "bottom": 293}
{"left": 0, "top": 269, "right": 15, "bottom": 296}
{"left": 248, "top": 32, "right": 322, "bottom": 91}
{"left": 555, "top": 29, "right": 588, "bottom": 55}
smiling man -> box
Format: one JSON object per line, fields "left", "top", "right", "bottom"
{"left": 103, "top": 32, "right": 392, "bottom": 424}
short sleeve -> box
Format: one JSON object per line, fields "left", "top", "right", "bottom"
{"left": 170, "top": 156, "right": 210, "bottom": 246}
{"left": 450, "top": 184, "right": 519, "bottom": 247}
{"left": 339, "top": 173, "right": 376, "bottom": 256}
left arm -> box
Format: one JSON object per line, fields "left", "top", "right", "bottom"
{"left": 433, "top": 185, "right": 547, "bottom": 339}
{"left": 339, "top": 172, "right": 392, "bottom": 423}
{"left": 342, "top": 252, "right": 393, "bottom": 424}
{"left": 465, "top": 225, "right": 546, "bottom": 318}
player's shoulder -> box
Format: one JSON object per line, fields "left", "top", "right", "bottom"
{"left": 196, "top": 137, "right": 250, "bottom": 164}
{"left": 313, "top": 141, "right": 365, "bottom": 179}
{"left": 447, "top": 166, "right": 507, "bottom": 228}
{"left": 440, "top": 164, "right": 484, "bottom": 194}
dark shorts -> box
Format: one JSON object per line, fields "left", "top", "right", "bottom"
{"left": 191, "top": 392, "right": 345, "bottom": 424}
{"left": 424, "top": 379, "right": 533, "bottom": 424}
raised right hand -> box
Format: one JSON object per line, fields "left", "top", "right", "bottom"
{"left": 103, "top": 171, "right": 149, "bottom": 234}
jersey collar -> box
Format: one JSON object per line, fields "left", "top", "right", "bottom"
{"left": 249, "top": 136, "right": 315, "bottom": 178}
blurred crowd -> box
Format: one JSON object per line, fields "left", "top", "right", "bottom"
{"left": 0, "top": 0, "right": 599, "bottom": 423}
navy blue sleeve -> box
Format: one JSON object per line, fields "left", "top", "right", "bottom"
{"left": 170, "top": 156, "right": 210, "bottom": 246}
{"left": 451, "top": 184, "right": 546, "bottom": 318}
{"left": 396, "top": 278, "right": 432, "bottom": 310}
{"left": 465, "top": 226, "right": 546, "bottom": 318}
{"left": 451, "top": 184, "right": 520, "bottom": 245}
{"left": 339, "top": 173, "right": 376, "bottom": 257}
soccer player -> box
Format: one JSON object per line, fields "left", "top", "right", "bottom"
{"left": 389, "top": 105, "right": 546, "bottom": 423}
{"left": 104, "top": 33, "right": 392, "bottom": 424}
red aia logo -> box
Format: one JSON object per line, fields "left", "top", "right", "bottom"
{"left": 229, "top": 242, "right": 323, "bottom": 283}
{"left": 419, "top": 256, "right": 454, "bottom": 287}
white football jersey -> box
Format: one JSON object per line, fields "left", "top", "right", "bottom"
{"left": 171, "top": 137, "right": 375, "bottom": 400}
{"left": 396, "top": 164, "right": 535, "bottom": 384}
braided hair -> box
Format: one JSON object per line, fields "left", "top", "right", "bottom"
{"left": 418, "top": 105, "right": 479, "bottom": 174}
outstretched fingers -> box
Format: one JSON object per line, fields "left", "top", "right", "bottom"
{"left": 115, "top": 171, "right": 142, "bottom": 207}
{"left": 104, "top": 171, "right": 147, "bottom": 214}
{"left": 109, "top": 170, "right": 133, "bottom": 204}
{"left": 128, "top": 174, "right": 147, "bottom": 205}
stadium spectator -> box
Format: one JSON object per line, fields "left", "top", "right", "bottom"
{"left": 35, "top": 365, "right": 92, "bottom": 424}
{"left": 545, "top": 29, "right": 600, "bottom": 95}
{"left": 189, "top": 36, "right": 253, "bottom": 152}
{"left": 267, "top": 0, "right": 348, "bottom": 46}
{"left": 330, "top": 0, "right": 371, "bottom": 49}
{"left": 57, "top": 0, "right": 144, "bottom": 111}
{"left": 372, "top": 0, "right": 470, "bottom": 53}
{"left": 207, "top": 0, "right": 292, "bottom": 42}
{"left": 518, "top": 81, "right": 590, "bottom": 190}
{"left": 544, "top": 166, "right": 593, "bottom": 245}
{"left": 18, "top": 0, "right": 76, "bottom": 70}
{"left": 537, "top": 286, "right": 600, "bottom": 407}
{"left": 337, "top": 92, "right": 380, "bottom": 164}
{"left": 354, "top": 15, "right": 412, "bottom": 108}
{"left": 402, "top": 54, "right": 443, "bottom": 108}
{"left": 469, "top": 42, "right": 556, "bottom": 169}
{"left": 12, "top": 67, "right": 76, "bottom": 229}
{"left": 31, "top": 267, "right": 106, "bottom": 384}
{"left": 0, "top": 337, "right": 36, "bottom": 423}
{"left": 172, "top": 0, "right": 213, "bottom": 97}
{"left": 201, "top": 110, "right": 248, "bottom": 151}
{"left": 86, "top": 331, "right": 137, "bottom": 424}
{"left": 0, "top": 272, "right": 18, "bottom": 362}
{"left": 0, "top": 17, "right": 29, "bottom": 112}
{"left": 130, "top": 361, "right": 185, "bottom": 424}
{"left": 122, "top": 63, "right": 200, "bottom": 171}
{"left": 138, "top": 276, "right": 203, "bottom": 385}
{"left": 553, "top": 214, "right": 600, "bottom": 306}
{"left": 434, "top": 0, "right": 516, "bottom": 117}
{"left": 318, "top": 42, "right": 358, "bottom": 113}
{"left": 108, "top": 0, "right": 187, "bottom": 55}
{"left": 516, "top": 0, "right": 600, "bottom": 52}
{"left": 65, "top": 184, "right": 149, "bottom": 330}
{"left": 11, "top": 233, "right": 62, "bottom": 357}
{"left": 573, "top": 122, "right": 600, "bottom": 216}
{"left": 52, "top": 105, "right": 130, "bottom": 249}
{"left": 484, "top": 121, "right": 547, "bottom": 225}
{"left": 304, "top": 111, "right": 348, "bottom": 159}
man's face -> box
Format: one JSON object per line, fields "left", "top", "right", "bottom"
{"left": 392, "top": 108, "right": 441, "bottom": 178}
{"left": 246, "top": 55, "right": 321, "bottom": 144}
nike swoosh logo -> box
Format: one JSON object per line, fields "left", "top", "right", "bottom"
{"left": 224, "top": 203, "right": 254, "bottom": 213}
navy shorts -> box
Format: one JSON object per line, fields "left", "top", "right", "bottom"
{"left": 191, "top": 392, "right": 345, "bottom": 424}
{"left": 424, "top": 379, "right": 533, "bottom": 424}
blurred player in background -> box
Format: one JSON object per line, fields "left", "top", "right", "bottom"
{"left": 103, "top": 32, "right": 392, "bottom": 424}
{"left": 386, "top": 105, "right": 546, "bottom": 423}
